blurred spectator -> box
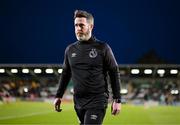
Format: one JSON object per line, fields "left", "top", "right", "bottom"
{"left": 0, "top": 77, "right": 179, "bottom": 105}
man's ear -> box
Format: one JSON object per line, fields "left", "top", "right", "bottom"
{"left": 90, "top": 24, "right": 94, "bottom": 30}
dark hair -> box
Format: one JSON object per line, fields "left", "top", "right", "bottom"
{"left": 74, "top": 10, "right": 94, "bottom": 24}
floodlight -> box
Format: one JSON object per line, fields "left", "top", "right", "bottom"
{"left": 11, "top": 69, "right": 18, "bottom": 73}
{"left": 58, "top": 69, "right": 63, "bottom": 74}
{"left": 45, "top": 69, "right": 53, "bottom": 74}
{"left": 131, "top": 69, "right": 140, "bottom": 74}
{"left": 170, "top": 69, "right": 178, "bottom": 74}
{"left": 0, "top": 69, "right": 5, "bottom": 73}
{"left": 34, "top": 69, "right": 42, "bottom": 74}
{"left": 22, "top": 69, "right": 29, "bottom": 73}
{"left": 144, "top": 69, "right": 152, "bottom": 74}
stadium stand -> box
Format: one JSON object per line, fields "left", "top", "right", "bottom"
{"left": 0, "top": 64, "right": 179, "bottom": 105}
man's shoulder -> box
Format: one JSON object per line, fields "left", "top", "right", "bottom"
{"left": 94, "top": 39, "right": 109, "bottom": 50}
{"left": 66, "top": 42, "right": 78, "bottom": 50}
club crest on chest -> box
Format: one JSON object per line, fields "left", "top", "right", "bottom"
{"left": 89, "top": 49, "right": 97, "bottom": 58}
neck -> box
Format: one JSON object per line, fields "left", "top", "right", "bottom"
{"left": 78, "top": 36, "right": 96, "bottom": 44}
{"left": 85, "top": 35, "right": 91, "bottom": 41}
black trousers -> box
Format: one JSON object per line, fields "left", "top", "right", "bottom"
{"left": 75, "top": 108, "right": 106, "bottom": 125}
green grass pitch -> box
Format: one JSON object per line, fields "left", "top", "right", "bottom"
{"left": 0, "top": 101, "right": 179, "bottom": 125}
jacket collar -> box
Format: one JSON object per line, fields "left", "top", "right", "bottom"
{"left": 78, "top": 36, "right": 96, "bottom": 44}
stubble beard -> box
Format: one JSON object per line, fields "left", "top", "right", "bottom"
{"left": 76, "top": 30, "right": 91, "bottom": 41}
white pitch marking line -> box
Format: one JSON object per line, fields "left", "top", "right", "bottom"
{"left": 0, "top": 110, "right": 53, "bottom": 120}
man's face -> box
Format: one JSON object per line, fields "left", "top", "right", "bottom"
{"left": 74, "top": 17, "right": 93, "bottom": 41}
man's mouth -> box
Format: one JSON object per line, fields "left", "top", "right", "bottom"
{"left": 77, "top": 33, "right": 84, "bottom": 36}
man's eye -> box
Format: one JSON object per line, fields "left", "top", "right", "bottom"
{"left": 75, "top": 24, "right": 84, "bottom": 27}
{"left": 79, "top": 24, "right": 84, "bottom": 27}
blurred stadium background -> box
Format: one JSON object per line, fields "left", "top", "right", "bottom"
{"left": 0, "top": 64, "right": 179, "bottom": 124}
{"left": 1, "top": 0, "right": 180, "bottom": 124}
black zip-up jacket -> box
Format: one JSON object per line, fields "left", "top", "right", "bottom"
{"left": 56, "top": 36, "right": 121, "bottom": 109}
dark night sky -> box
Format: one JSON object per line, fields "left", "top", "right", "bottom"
{"left": 0, "top": 0, "right": 180, "bottom": 64}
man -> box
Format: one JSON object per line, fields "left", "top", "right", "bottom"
{"left": 54, "top": 10, "right": 121, "bottom": 125}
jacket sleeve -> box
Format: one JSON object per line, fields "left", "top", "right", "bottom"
{"left": 55, "top": 46, "right": 71, "bottom": 98}
{"left": 103, "top": 43, "right": 121, "bottom": 100}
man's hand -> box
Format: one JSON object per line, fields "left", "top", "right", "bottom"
{"left": 54, "top": 98, "right": 62, "bottom": 112}
{"left": 111, "top": 101, "right": 121, "bottom": 115}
